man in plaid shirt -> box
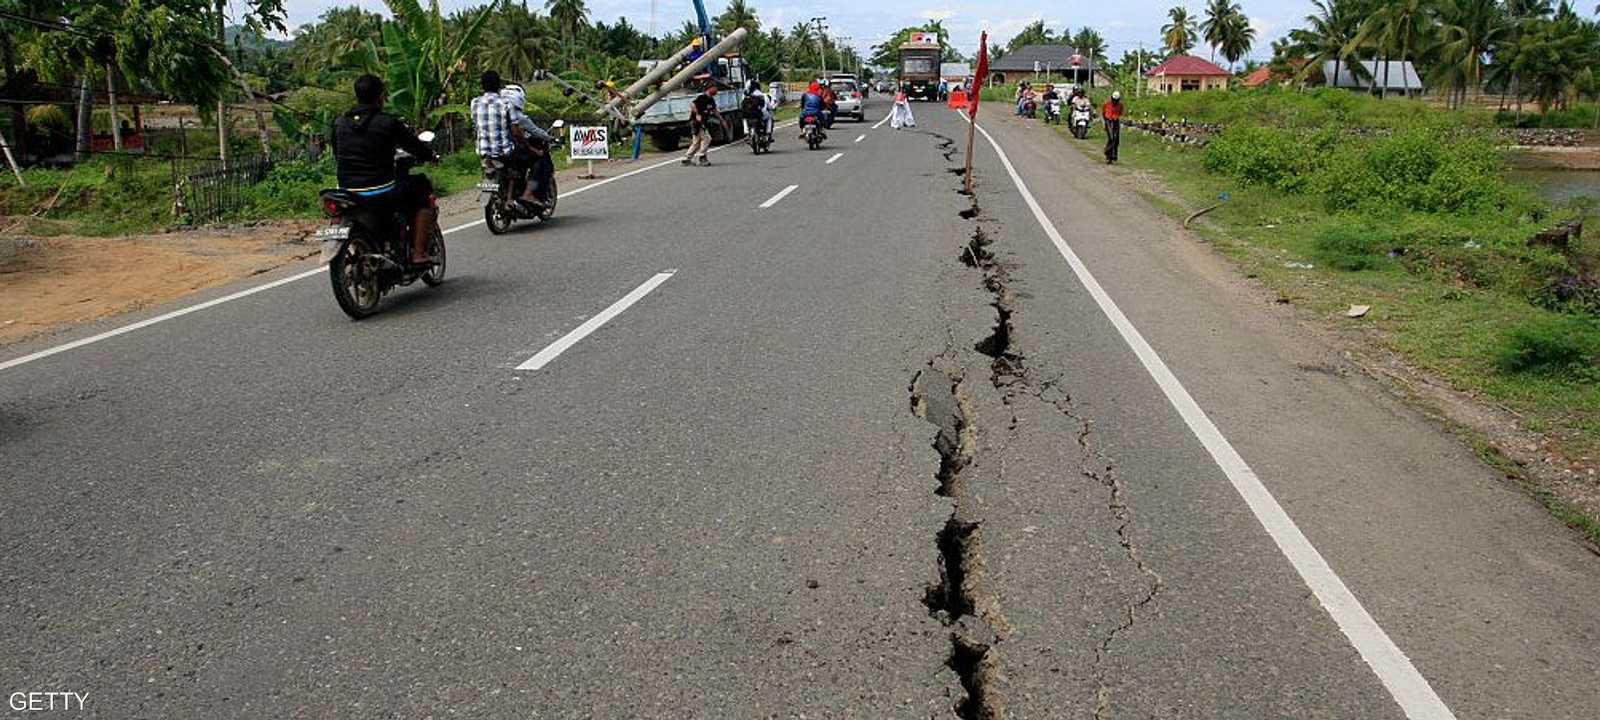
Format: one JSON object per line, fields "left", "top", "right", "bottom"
{"left": 472, "top": 71, "right": 513, "bottom": 159}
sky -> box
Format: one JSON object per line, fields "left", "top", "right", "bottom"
{"left": 275, "top": 0, "right": 1338, "bottom": 64}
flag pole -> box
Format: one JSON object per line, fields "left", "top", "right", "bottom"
{"left": 962, "top": 32, "right": 988, "bottom": 195}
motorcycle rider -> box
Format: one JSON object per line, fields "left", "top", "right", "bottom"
{"left": 818, "top": 80, "right": 839, "bottom": 129}
{"left": 472, "top": 71, "right": 536, "bottom": 210}
{"left": 742, "top": 79, "right": 774, "bottom": 138}
{"left": 1040, "top": 83, "right": 1061, "bottom": 121}
{"left": 500, "top": 82, "right": 558, "bottom": 208}
{"left": 800, "top": 81, "right": 827, "bottom": 138}
{"left": 331, "top": 73, "right": 438, "bottom": 265}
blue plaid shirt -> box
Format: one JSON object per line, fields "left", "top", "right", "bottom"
{"left": 471, "top": 91, "right": 512, "bottom": 158}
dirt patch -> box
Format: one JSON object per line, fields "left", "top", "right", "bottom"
{"left": 0, "top": 220, "right": 320, "bottom": 346}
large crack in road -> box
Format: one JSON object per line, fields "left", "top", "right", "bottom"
{"left": 910, "top": 142, "right": 1166, "bottom": 718}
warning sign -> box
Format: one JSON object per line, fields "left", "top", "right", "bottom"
{"left": 569, "top": 126, "right": 609, "bottom": 161}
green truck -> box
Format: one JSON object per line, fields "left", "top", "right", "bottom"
{"left": 898, "top": 34, "right": 943, "bottom": 102}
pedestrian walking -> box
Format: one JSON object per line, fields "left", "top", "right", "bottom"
{"left": 683, "top": 83, "right": 723, "bottom": 166}
{"left": 890, "top": 89, "right": 916, "bottom": 129}
{"left": 1102, "top": 91, "right": 1125, "bottom": 164}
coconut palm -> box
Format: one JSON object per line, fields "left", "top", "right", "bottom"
{"left": 1431, "top": 0, "right": 1508, "bottom": 107}
{"left": 1287, "top": 0, "right": 1369, "bottom": 89}
{"left": 714, "top": 0, "right": 760, "bottom": 36}
{"left": 1348, "top": 0, "right": 1435, "bottom": 97}
{"left": 1072, "top": 27, "right": 1109, "bottom": 64}
{"left": 1162, "top": 6, "right": 1200, "bottom": 56}
{"left": 1200, "top": 0, "right": 1241, "bottom": 62}
{"left": 1219, "top": 11, "right": 1257, "bottom": 71}
{"left": 545, "top": 0, "right": 589, "bottom": 68}
{"left": 482, "top": 4, "right": 555, "bottom": 80}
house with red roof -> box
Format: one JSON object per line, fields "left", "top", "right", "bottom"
{"left": 1146, "top": 55, "right": 1230, "bottom": 94}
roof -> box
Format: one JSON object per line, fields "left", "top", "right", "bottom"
{"left": 1323, "top": 60, "right": 1423, "bottom": 90}
{"left": 1146, "top": 55, "right": 1229, "bottom": 77}
{"left": 990, "top": 45, "right": 1094, "bottom": 72}
{"left": 1241, "top": 66, "right": 1273, "bottom": 87}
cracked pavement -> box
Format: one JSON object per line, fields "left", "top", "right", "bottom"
{"left": 3, "top": 96, "right": 1600, "bottom": 718}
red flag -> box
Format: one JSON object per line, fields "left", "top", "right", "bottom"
{"left": 968, "top": 32, "right": 989, "bottom": 118}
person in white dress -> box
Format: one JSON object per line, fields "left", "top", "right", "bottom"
{"left": 890, "top": 88, "right": 916, "bottom": 129}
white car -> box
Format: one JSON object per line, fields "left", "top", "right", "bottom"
{"left": 829, "top": 79, "right": 866, "bottom": 122}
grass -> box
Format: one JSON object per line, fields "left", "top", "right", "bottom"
{"left": 1080, "top": 126, "right": 1600, "bottom": 462}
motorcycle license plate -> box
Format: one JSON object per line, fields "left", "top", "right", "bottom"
{"left": 314, "top": 226, "right": 349, "bottom": 264}
{"left": 477, "top": 180, "right": 497, "bottom": 192}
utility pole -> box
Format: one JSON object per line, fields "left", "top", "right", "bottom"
{"left": 837, "top": 35, "right": 854, "bottom": 77}
{"left": 811, "top": 17, "right": 829, "bottom": 79}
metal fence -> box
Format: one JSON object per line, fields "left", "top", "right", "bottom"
{"left": 175, "top": 148, "right": 307, "bottom": 223}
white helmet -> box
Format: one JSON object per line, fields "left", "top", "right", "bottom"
{"left": 1111, "top": 91, "right": 1122, "bottom": 101}
{"left": 500, "top": 83, "right": 527, "bottom": 112}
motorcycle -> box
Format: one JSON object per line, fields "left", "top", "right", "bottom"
{"left": 747, "top": 117, "right": 773, "bottom": 154}
{"left": 1070, "top": 105, "right": 1093, "bottom": 139}
{"left": 480, "top": 119, "right": 565, "bottom": 235}
{"left": 316, "top": 131, "right": 444, "bottom": 320}
{"left": 1043, "top": 98, "right": 1063, "bottom": 125}
{"left": 800, "top": 113, "right": 826, "bottom": 151}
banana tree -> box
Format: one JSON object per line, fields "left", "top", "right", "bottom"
{"left": 356, "top": 0, "right": 499, "bottom": 128}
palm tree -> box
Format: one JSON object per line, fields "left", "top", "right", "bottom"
{"left": 1219, "top": 12, "right": 1257, "bottom": 71}
{"left": 1162, "top": 6, "right": 1200, "bottom": 56}
{"left": 1287, "top": 0, "right": 1367, "bottom": 89}
{"left": 1348, "top": 0, "right": 1435, "bottom": 97}
{"left": 1432, "top": 0, "right": 1508, "bottom": 107}
{"left": 715, "top": 0, "right": 759, "bottom": 36}
{"left": 482, "top": 4, "right": 555, "bottom": 80}
{"left": 545, "top": 0, "right": 589, "bottom": 68}
{"left": 1200, "top": 0, "right": 1240, "bottom": 62}
{"left": 1072, "top": 27, "right": 1109, "bottom": 64}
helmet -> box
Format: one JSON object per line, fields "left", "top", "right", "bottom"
{"left": 691, "top": 37, "right": 705, "bottom": 47}
{"left": 1111, "top": 91, "right": 1122, "bottom": 101}
{"left": 500, "top": 83, "right": 526, "bottom": 111}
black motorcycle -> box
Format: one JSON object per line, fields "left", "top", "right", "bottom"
{"left": 748, "top": 118, "right": 773, "bottom": 154}
{"left": 316, "top": 131, "right": 445, "bottom": 320}
{"left": 481, "top": 120, "right": 565, "bottom": 235}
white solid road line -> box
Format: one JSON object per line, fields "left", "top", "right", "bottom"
{"left": 0, "top": 127, "right": 794, "bottom": 374}
{"left": 961, "top": 111, "right": 1458, "bottom": 720}
{"left": 854, "top": 134, "right": 866, "bottom": 143}
{"left": 0, "top": 268, "right": 325, "bottom": 373}
{"left": 871, "top": 114, "right": 891, "bottom": 130}
{"left": 826, "top": 153, "right": 844, "bottom": 165}
{"left": 516, "top": 271, "right": 676, "bottom": 371}
{"left": 759, "top": 184, "right": 799, "bottom": 209}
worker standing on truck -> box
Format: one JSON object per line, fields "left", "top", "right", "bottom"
{"left": 682, "top": 83, "right": 723, "bottom": 167}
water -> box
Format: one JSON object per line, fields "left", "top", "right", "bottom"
{"left": 1509, "top": 169, "right": 1600, "bottom": 205}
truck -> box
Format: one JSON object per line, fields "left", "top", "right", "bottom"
{"left": 634, "top": 55, "right": 754, "bottom": 152}
{"left": 898, "top": 34, "right": 943, "bottom": 102}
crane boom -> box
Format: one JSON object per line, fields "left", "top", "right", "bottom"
{"left": 691, "top": 0, "right": 712, "bottom": 44}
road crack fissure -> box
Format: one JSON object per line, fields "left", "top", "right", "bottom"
{"left": 946, "top": 161, "right": 1164, "bottom": 719}
{"left": 907, "top": 156, "right": 1013, "bottom": 719}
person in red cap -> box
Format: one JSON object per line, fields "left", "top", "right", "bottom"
{"left": 682, "top": 81, "right": 724, "bottom": 166}
{"left": 1102, "top": 91, "right": 1125, "bottom": 164}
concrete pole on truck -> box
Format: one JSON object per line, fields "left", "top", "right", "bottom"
{"left": 631, "top": 28, "right": 750, "bottom": 118}
{"left": 605, "top": 42, "right": 698, "bottom": 117}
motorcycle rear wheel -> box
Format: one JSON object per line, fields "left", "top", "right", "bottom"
{"left": 485, "top": 199, "right": 513, "bottom": 235}
{"left": 330, "top": 235, "right": 382, "bottom": 319}
{"left": 421, "top": 225, "right": 446, "bottom": 287}
{"left": 539, "top": 177, "right": 558, "bottom": 221}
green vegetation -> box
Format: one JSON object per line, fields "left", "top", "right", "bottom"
{"left": 1062, "top": 99, "right": 1600, "bottom": 479}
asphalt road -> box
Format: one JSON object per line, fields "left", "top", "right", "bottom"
{"left": 3, "top": 96, "right": 1598, "bottom": 719}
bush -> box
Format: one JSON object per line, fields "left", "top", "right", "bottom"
{"left": 1318, "top": 128, "right": 1507, "bottom": 214}
{"left": 1497, "top": 316, "right": 1600, "bottom": 375}
{"left": 244, "top": 158, "right": 335, "bottom": 218}
{"left": 1203, "top": 125, "right": 1340, "bottom": 192}
{"left": 1314, "top": 221, "right": 1390, "bottom": 271}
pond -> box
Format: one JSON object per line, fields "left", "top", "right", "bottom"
{"left": 1509, "top": 169, "right": 1600, "bottom": 205}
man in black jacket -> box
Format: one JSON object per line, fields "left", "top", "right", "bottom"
{"left": 332, "top": 74, "right": 439, "bottom": 265}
